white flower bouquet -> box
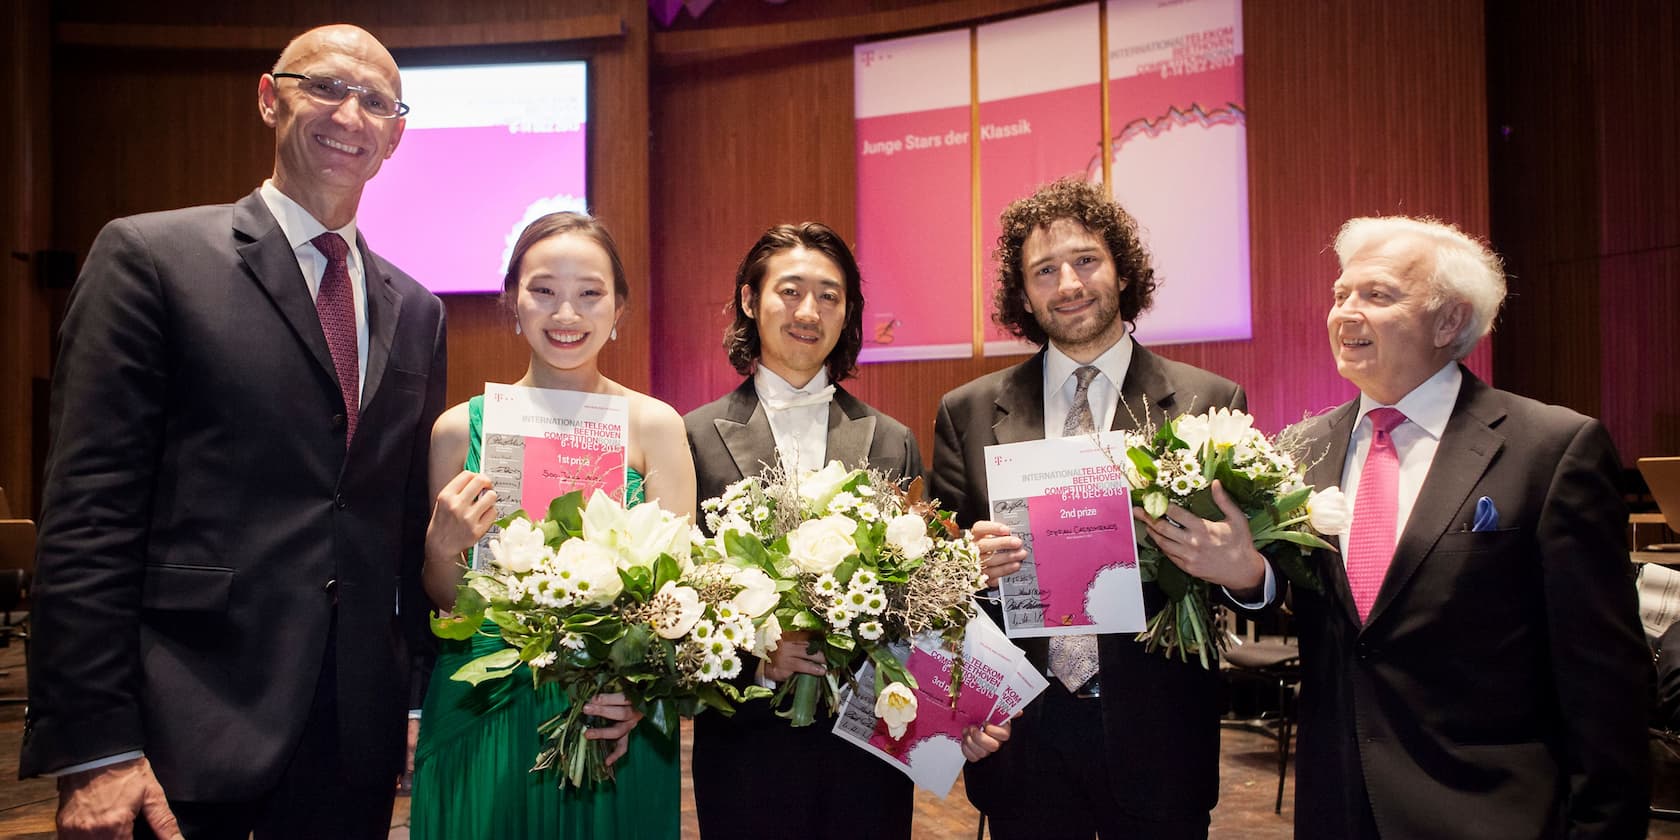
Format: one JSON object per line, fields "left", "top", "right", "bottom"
{"left": 432, "top": 490, "right": 774, "bottom": 789}
{"left": 1110, "top": 408, "right": 1344, "bottom": 667}
{"left": 700, "top": 460, "right": 987, "bottom": 731}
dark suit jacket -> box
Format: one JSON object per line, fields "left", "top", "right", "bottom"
{"left": 684, "top": 379, "right": 922, "bottom": 838}
{"left": 21, "top": 190, "right": 447, "bottom": 801}
{"left": 1291, "top": 368, "right": 1650, "bottom": 839}
{"left": 930, "top": 344, "right": 1245, "bottom": 820}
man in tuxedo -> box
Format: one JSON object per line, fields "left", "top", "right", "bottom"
{"left": 1289, "top": 215, "right": 1649, "bottom": 838}
{"left": 686, "top": 222, "right": 1004, "bottom": 837}
{"left": 932, "top": 178, "right": 1265, "bottom": 838}
{"left": 22, "top": 25, "right": 446, "bottom": 839}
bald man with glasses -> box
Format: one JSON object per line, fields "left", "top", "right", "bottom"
{"left": 22, "top": 24, "right": 446, "bottom": 839}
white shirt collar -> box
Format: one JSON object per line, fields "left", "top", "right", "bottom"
{"left": 259, "top": 179, "right": 360, "bottom": 265}
{"left": 1355, "top": 362, "right": 1461, "bottom": 441}
{"left": 1045, "top": 333, "right": 1134, "bottom": 394}
{"left": 753, "top": 365, "right": 831, "bottom": 404}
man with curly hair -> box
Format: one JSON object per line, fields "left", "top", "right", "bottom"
{"left": 931, "top": 178, "right": 1263, "bottom": 838}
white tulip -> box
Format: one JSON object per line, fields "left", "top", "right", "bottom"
{"left": 798, "top": 460, "right": 858, "bottom": 512}
{"left": 874, "top": 682, "right": 919, "bottom": 739}
{"left": 490, "top": 518, "right": 549, "bottom": 574}
{"left": 1307, "top": 486, "right": 1351, "bottom": 535}
{"left": 752, "top": 612, "right": 783, "bottom": 658}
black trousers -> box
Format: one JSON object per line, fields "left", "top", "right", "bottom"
{"left": 984, "top": 682, "right": 1210, "bottom": 840}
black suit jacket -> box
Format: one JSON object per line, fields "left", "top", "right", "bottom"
{"left": 21, "top": 191, "right": 447, "bottom": 801}
{"left": 1291, "top": 368, "right": 1650, "bottom": 839}
{"left": 930, "top": 344, "right": 1245, "bottom": 820}
{"left": 684, "top": 379, "right": 922, "bottom": 838}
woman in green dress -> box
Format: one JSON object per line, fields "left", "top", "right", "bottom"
{"left": 411, "top": 212, "right": 696, "bottom": 839}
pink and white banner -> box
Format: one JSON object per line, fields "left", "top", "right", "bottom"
{"left": 977, "top": 3, "right": 1104, "bottom": 357}
{"left": 1103, "top": 0, "right": 1251, "bottom": 344}
{"left": 852, "top": 0, "right": 1251, "bottom": 359}
{"left": 854, "top": 31, "right": 974, "bottom": 363}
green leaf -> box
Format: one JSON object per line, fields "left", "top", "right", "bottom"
{"left": 1126, "top": 446, "right": 1159, "bottom": 481}
{"left": 1273, "top": 486, "right": 1312, "bottom": 515}
{"left": 826, "top": 633, "right": 856, "bottom": 653}
{"left": 645, "top": 697, "right": 680, "bottom": 741}
{"left": 654, "top": 553, "right": 681, "bottom": 591}
{"left": 1185, "top": 487, "right": 1223, "bottom": 522}
{"left": 1156, "top": 557, "right": 1191, "bottom": 601}
{"left": 723, "top": 530, "right": 774, "bottom": 571}
{"left": 449, "top": 648, "right": 521, "bottom": 686}
{"left": 547, "top": 491, "right": 585, "bottom": 536}
{"left": 1261, "top": 530, "right": 1335, "bottom": 550}
{"left": 790, "top": 609, "right": 824, "bottom": 631}
{"left": 610, "top": 622, "right": 652, "bottom": 669}
{"left": 430, "top": 586, "right": 488, "bottom": 640}
{"left": 618, "top": 565, "right": 653, "bottom": 598}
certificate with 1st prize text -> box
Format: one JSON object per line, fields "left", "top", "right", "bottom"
{"left": 983, "top": 433, "right": 1144, "bottom": 637}
{"left": 472, "top": 382, "right": 629, "bottom": 569}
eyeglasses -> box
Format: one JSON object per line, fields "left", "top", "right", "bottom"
{"left": 271, "top": 72, "right": 410, "bottom": 119}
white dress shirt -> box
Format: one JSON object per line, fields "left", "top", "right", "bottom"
{"left": 259, "top": 180, "right": 370, "bottom": 401}
{"left": 1339, "top": 362, "right": 1463, "bottom": 559}
{"left": 1041, "top": 335, "right": 1133, "bottom": 439}
{"left": 754, "top": 366, "right": 833, "bottom": 474}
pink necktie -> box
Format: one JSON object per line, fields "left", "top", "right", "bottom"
{"left": 311, "top": 232, "right": 359, "bottom": 446}
{"left": 1345, "top": 407, "right": 1406, "bottom": 622}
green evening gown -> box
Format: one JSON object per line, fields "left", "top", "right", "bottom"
{"left": 411, "top": 396, "right": 680, "bottom": 839}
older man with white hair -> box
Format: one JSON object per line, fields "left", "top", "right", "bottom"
{"left": 1286, "top": 216, "right": 1650, "bottom": 839}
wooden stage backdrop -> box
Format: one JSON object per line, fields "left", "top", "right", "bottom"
{"left": 2, "top": 0, "right": 1675, "bottom": 518}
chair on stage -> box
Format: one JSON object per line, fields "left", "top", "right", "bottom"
{"left": 0, "top": 509, "right": 36, "bottom": 705}
{"left": 1221, "top": 607, "right": 1300, "bottom": 815}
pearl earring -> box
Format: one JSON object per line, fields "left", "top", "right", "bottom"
{"left": 611, "top": 326, "right": 619, "bottom": 340}
{"left": 515, "top": 322, "right": 522, "bottom": 335}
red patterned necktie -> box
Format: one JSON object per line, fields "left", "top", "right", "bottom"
{"left": 1345, "top": 407, "right": 1407, "bottom": 622}
{"left": 310, "top": 232, "right": 359, "bottom": 447}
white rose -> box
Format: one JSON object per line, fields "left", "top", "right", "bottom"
{"left": 874, "top": 682, "right": 919, "bottom": 739}
{"left": 1307, "top": 486, "right": 1351, "bottom": 535}
{"left": 729, "top": 566, "right": 779, "bottom": 618}
{"left": 884, "top": 513, "right": 934, "bottom": 560}
{"left": 752, "top": 612, "right": 783, "bottom": 658}
{"left": 554, "top": 537, "right": 623, "bottom": 605}
{"left": 651, "top": 581, "right": 704, "bottom": 640}
{"left": 785, "top": 515, "right": 859, "bottom": 574}
{"left": 490, "top": 518, "right": 548, "bottom": 574}
{"left": 798, "top": 460, "right": 858, "bottom": 512}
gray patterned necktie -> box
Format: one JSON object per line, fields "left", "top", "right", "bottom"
{"left": 1049, "top": 365, "right": 1102, "bottom": 691}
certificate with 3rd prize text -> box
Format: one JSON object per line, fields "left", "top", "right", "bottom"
{"left": 983, "top": 433, "right": 1145, "bottom": 638}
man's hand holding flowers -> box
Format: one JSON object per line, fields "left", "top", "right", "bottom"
{"left": 1133, "top": 479, "right": 1267, "bottom": 602}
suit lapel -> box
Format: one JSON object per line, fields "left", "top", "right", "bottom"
{"left": 1306, "top": 400, "right": 1361, "bottom": 626}
{"left": 712, "top": 381, "right": 780, "bottom": 481}
{"left": 992, "top": 351, "right": 1047, "bottom": 445}
{"left": 827, "top": 388, "right": 877, "bottom": 469}
{"left": 1365, "top": 370, "right": 1506, "bottom": 627}
{"left": 358, "top": 236, "right": 402, "bottom": 413}
{"left": 1113, "top": 344, "right": 1177, "bottom": 432}
{"left": 232, "top": 190, "right": 337, "bottom": 383}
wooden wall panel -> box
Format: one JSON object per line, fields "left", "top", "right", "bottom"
{"left": 1, "top": 0, "right": 54, "bottom": 518}
{"left": 1489, "top": 0, "right": 1680, "bottom": 463}
{"left": 43, "top": 0, "right": 652, "bottom": 418}
{"left": 650, "top": 0, "right": 1494, "bottom": 470}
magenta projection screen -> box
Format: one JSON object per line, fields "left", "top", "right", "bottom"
{"left": 358, "top": 61, "right": 589, "bottom": 295}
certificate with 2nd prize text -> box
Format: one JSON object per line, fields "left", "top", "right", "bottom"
{"left": 983, "top": 432, "right": 1145, "bottom": 637}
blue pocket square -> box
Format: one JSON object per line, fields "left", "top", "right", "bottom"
{"left": 1471, "top": 496, "right": 1499, "bottom": 532}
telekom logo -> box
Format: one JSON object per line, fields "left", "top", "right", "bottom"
{"left": 858, "top": 49, "right": 892, "bottom": 68}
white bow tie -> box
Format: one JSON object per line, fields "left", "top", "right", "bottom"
{"left": 761, "top": 385, "right": 836, "bottom": 412}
